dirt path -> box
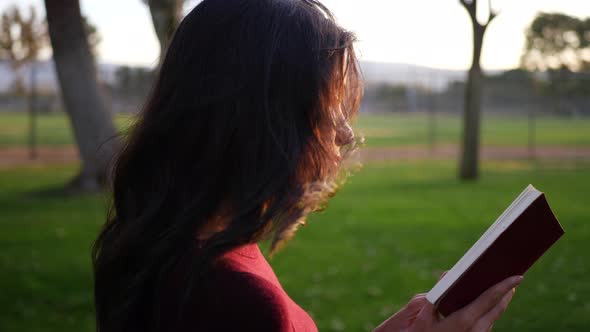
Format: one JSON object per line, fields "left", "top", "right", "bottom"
{"left": 1, "top": 145, "right": 590, "bottom": 168}
{"left": 0, "top": 146, "right": 79, "bottom": 168}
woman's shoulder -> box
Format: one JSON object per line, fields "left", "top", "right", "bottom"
{"left": 200, "top": 261, "right": 293, "bottom": 331}
{"left": 167, "top": 243, "right": 317, "bottom": 331}
{"left": 209, "top": 261, "right": 288, "bottom": 302}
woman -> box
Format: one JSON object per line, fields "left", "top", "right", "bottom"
{"left": 92, "top": 0, "right": 522, "bottom": 331}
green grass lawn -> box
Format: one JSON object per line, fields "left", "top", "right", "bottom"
{"left": 0, "top": 112, "right": 135, "bottom": 147}
{"left": 1, "top": 111, "right": 590, "bottom": 148}
{"left": 1, "top": 161, "right": 588, "bottom": 331}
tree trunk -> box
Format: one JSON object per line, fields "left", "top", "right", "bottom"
{"left": 45, "top": 0, "right": 119, "bottom": 193}
{"left": 147, "top": 0, "right": 183, "bottom": 61}
{"left": 459, "top": 25, "right": 485, "bottom": 180}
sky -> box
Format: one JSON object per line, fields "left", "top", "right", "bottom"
{"left": 1, "top": 0, "right": 589, "bottom": 70}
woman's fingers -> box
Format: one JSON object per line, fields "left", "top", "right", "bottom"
{"left": 470, "top": 288, "right": 516, "bottom": 332}
{"left": 403, "top": 294, "right": 428, "bottom": 326}
{"left": 412, "top": 301, "right": 439, "bottom": 331}
{"left": 440, "top": 276, "right": 522, "bottom": 330}
{"left": 406, "top": 294, "right": 428, "bottom": 315}
{"left": 373, "top": 294, "right": 428, "bottom": 332}
{"left": 458, "top": 276, "right": 522, "bottom": 321}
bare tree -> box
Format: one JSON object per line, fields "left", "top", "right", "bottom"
{"left": 145, "top": 0, "right": 184, "bottom": 61}
{"left": 458, "top": 0, "right": 498, "bottom": 180}
{"left": 0, "top": 5, "right": 46, "bottom": 159}
{"left": 45, "top": 0, "right": 119, "bottom": 193}
{"left": 0, "top": 6, "right": 45, "bottom": 95}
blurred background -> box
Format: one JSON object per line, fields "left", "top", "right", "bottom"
{"left": 0, "top": 0, "right": 588, "bottom": 331}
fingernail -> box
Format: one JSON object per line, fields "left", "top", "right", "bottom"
{"left": 512, "top": 276, "right": 524, "bottom": 284}
{"left": 503, "top": 288, "right": 516, "bottom": 303}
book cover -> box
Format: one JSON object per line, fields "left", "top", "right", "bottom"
{"left": 434, "top": 193, "right": 565, "bottom": 317}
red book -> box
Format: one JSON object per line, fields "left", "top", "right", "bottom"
{"left": 426, "top": 185, "right": 565, "bottom": 317}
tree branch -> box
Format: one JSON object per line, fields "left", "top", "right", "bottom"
{"left": 461, "top": 0, "right": 500, "bottom": 30}
{"left": 460, "top": 0, "right": 476, "bottom": 21}
{"left": 485, "top": 0, "right": 499, "bottom": 27}
{"left": 460, "top": 0, "right": 481, "bottom": 29}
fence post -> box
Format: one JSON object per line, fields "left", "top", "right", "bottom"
{"left": 428, "top": 86, "right": 436, "bottom": 154}
{"left": 29, "top": 62, "right": 38, "bottom": 160}
{"left": 528, "top": 102, "right": 536, "bottom": 162}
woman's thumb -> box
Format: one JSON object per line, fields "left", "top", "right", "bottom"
{"left": 411, "top": 301, "right": 438, "bottom": 331}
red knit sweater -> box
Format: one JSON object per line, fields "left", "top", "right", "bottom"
{"left": 163, "top": 243, "right": 318, "bottom": 331}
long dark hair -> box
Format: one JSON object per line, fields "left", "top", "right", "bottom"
{"left": 92, "top": 0, "right": 362, "bottom": 331}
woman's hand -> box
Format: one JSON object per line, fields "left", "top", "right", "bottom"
{"left": 374, "top": 275, "right": 523, "bottom": 332}
{"left": 373, "top": 293, "right": 430, "bottom": 331}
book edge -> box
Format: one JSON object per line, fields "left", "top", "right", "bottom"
{"left": 426, "top": 185, "right": 541, "bottom": 304}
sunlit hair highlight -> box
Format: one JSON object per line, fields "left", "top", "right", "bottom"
{"left": 269, "top": 43, "right": 363, "bottom": 251}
